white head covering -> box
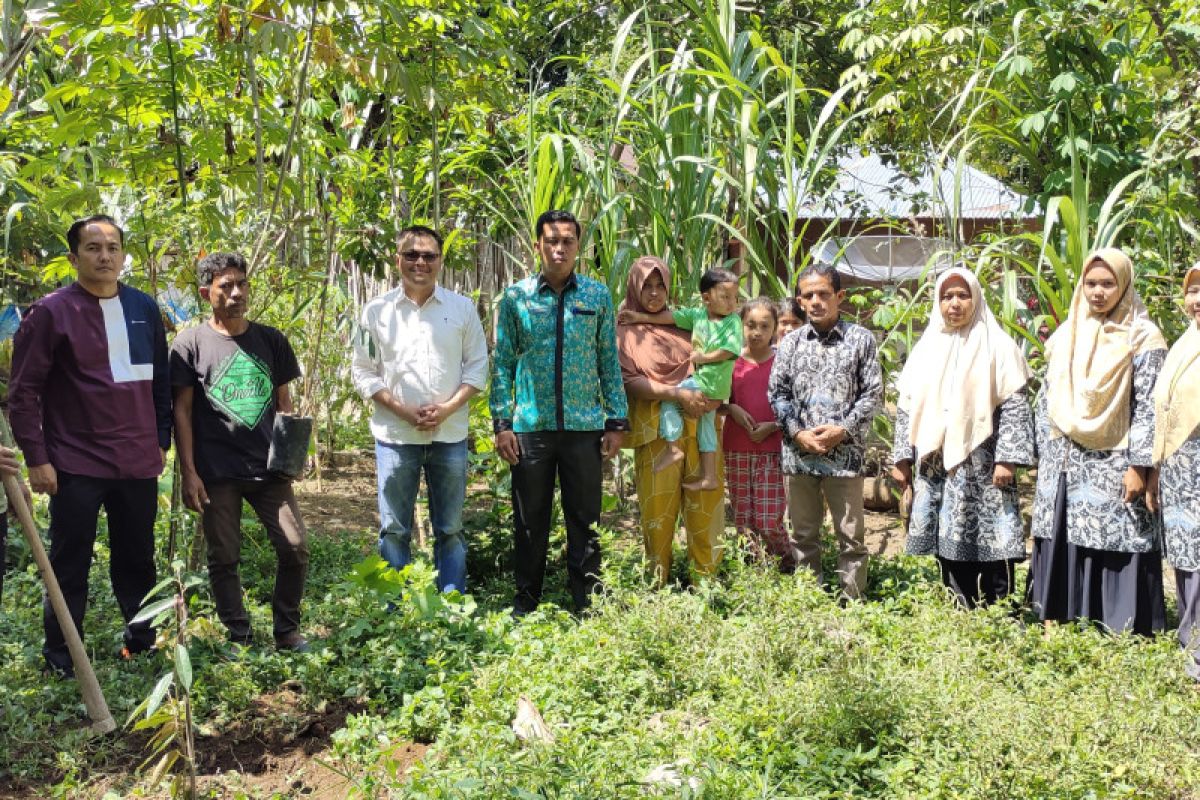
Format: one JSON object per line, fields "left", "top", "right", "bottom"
{"left": 896, "top": 267, "right": 1031, "bottom": 471}
{"left": 1152, "top": 265, "right": 1200, "bottom": 463}
{"left": 1045, "top": 248, "right": 1167, "bottom": 450}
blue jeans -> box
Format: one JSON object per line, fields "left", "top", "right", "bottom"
{"left": 375, "top": 439, "right": 468, "bottom": 593}
{"left": 660, "top": 377, "right": 717, "bottom": 452}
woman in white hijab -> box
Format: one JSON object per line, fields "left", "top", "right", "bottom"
{"left": 1028, "top": 248, "right": 1168, "bottom": 634}
{"left": 891, "top": 267, "right": 1035, "bottom": 608}
{"left": 1149, "top": 265, "right": 1200, "bottom": 676}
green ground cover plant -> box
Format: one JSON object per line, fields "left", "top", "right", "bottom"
{"left": 1, "top": 465, "right": 1198, "bottom": 798}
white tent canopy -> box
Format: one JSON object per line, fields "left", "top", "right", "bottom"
{"left": 793, "top": 151, "right": 1034, "bottom": 220}
{"left": 812, "top": 235, "right": 955, "bottom": 283}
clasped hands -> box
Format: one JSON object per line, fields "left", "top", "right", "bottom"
{"left": 792, "top": 425, "right": 848, "bottom": 455}
{"left": 394, "top": 399, "right": 450, "bottom": 431}
{"left": 727, "top": 404, "right": 778, "bottom": 444}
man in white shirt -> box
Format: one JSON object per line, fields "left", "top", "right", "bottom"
{"left": 351, "top": 226, "right": 488, "bottom": 592}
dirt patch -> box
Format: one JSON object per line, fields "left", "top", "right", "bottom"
{"left": 865, "top": 509, "right": 905, "bottom": 557}
{"left": 0, "top": 688, "right": 417, "bottom": 800}
{"left": 195, "top": 740, "right": 428, "bottom": 800}
{"left": 0, "top": 782, "right": 37, "bottom": 800}
{"left": 196, "top": 683, "right": 357, "bottom": 776}
{"left": 294, "top": 451, "right": 379, "bottom": 536}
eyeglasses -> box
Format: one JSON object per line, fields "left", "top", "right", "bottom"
{"left": 401, "top": 251, "right": 441, "bottom": 263}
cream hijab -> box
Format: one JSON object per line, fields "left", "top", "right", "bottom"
{"left": 896, "top": 267, "right": 1031, "bottom": 471}
{"left": 1045, "top": 248, "right": 1167, "bottom": 450}
{"left": 1152, "top": 265, "right": 1200, "bottom": 463}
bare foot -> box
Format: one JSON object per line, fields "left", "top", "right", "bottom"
{"left": 682, "top": 474, "right": 718, "bottom": 492}
{"left": 653, "top": 444, "right": 685, "bottom": 473}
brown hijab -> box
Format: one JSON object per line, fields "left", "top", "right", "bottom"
{"left": 617, "top": 256, "right": 692, "bottom": 385}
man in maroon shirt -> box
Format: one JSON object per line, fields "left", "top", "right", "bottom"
{"left": 9, "top": 215, "right": 171, "bottom": 677}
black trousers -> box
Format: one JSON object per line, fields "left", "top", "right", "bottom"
{"left": 201, "top": 478, "right": 309, "bottom": 641}
{"left": 43, "top": 473, "right": 158, "bottom": 670}
{"left": 510, "top": 431, "right": 604, "bottom": 613}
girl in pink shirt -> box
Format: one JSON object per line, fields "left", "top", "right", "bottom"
{"left": 723, "top": 298, "right": 797, "bottom": 570}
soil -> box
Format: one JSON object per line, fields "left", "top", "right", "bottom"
{"left": 294, "top": 449, "right": 380, "bottom": 536}
{"left": 0, "top": 687, "right": 425, "bottom": 800}
{"left": 187, "top": 688, "right": 427, "bottom": 800}
{"left": 0, "top": 456, "right": 420, "bottom": 800}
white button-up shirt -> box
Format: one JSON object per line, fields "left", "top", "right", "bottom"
{"left": 351, "top": 284, "right": 488, "bottom": 445}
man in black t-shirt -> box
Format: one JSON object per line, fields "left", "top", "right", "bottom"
{"left": 170, "top": 252, "right": 310, "bottom": 652}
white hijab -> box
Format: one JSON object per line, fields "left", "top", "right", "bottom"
{"left": 896, "top": 267, "right": 1031, "bottom": 471}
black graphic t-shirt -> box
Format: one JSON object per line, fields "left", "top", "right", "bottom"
{"left": 170, "top": 321, "right": 302, "bottom": 481}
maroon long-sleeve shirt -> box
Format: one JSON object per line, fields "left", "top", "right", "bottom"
{"left": 9, "top": 283, "right": 171, "bottom": 480}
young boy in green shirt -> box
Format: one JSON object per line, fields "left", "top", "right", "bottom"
{"left": 618, "top": 268, "right": 741, "bottom": 490}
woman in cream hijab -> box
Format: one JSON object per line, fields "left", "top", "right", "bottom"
{"left": 1149, "top": 265, "right": 1200, "bottom": 676}
{"left": 1028, "top": 248, "right": 1168, "bottom": 634}
{"left": 891, "top": 267, "right": 1035, "bottom": 608}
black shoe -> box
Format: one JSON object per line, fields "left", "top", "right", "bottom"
{"left": 43, "top": 659, "right": 75, "bottom": 680}
{"left": 275, "top": 633, "right": 310, "bottom": 653}
{"left": 119, "top": 643, "right": 158, "bottom": 662}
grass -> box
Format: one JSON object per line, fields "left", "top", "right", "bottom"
{"left": 1, "top": 472, "right": 1199, "bottom": 798}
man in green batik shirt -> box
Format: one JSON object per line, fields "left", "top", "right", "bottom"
{"left": 491, "top": 210, "right": 629, "bottom": 615}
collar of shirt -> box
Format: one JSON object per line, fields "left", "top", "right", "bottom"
{"left": 802, "top": 320, "right": 847, "bottom": 343}
{"left": 396, "top": 284, "right": 444, "bottom": 309}
{"left": 535, "top": 271, "right": 578, "bottom": 295}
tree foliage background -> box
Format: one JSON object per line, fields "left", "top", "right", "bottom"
{"left": 3, "top": 0, "right": 1200, "bottom": 429}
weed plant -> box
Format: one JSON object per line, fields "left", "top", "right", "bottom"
{"left": 399, "top": 554, "right": 1200, "bottom": 799}
{"left": 1, "top": 493, "right": 1199, "bottom": 797}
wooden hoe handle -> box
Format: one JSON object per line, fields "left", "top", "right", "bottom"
{"left": 0, "top": 419, "right": 115, "bottom": 734}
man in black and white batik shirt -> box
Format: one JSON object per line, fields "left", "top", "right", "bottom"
{"left": 768, "top": 263, "right": 882, "bottom": 600}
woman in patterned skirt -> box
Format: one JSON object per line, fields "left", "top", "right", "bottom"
{"left": 1150, "top": 264, "right": 1200, "bottom": 675}
{"left": 891, "top": 267, "right": 1035, "bottom": 608}
{"left": 1028, "top": 248, "right": 1168, "bottom": 634}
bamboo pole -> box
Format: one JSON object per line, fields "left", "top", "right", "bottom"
{"left": 0, "top": 418, "right": 115, "bottom": 733}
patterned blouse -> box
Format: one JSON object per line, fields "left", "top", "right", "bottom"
{"left": 1031, "top": 349, "right": 1166, "bottom": 553}
{"left": 893, "top": 388, "right": 1035, "bottom": 562}
{"left": 1161, "top": 435, "right": 1200, "bottom": 571}
{"left": 491, "top": 272, "right": 629, "bottom": 434}
{"left": 768, "top": 321, "right": 883, "bottom": 478}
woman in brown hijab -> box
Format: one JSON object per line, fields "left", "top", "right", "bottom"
{"left": 619, "top": 257, "right": 726, "bottom": 585}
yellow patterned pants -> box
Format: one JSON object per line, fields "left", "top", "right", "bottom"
{"left": 632, "top": 427, "right": 726, "bottom": 586}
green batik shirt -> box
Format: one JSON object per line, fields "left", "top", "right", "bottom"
{"left": 490, "top": 272, "right": 629, "bottom": 434}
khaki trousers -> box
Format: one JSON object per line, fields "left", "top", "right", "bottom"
{"left": 786, "top": 474, "right": 868, "bottom": 599}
